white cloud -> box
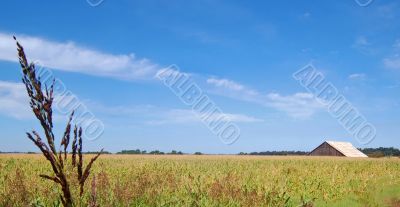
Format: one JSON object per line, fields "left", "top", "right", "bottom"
{"left": 0, "top": 81, "right": 99, "bottom": 122}
{"left": 0, "top": 81, "right": 263, "bottom": 125}
{"left": 354, "top": 36, "right": 370, "bottom": 46}
{"left": 0, "top": 32, "right": 159, "bottom": 80}
{"left": 377, "top": 3, "right": 398, "bottom": 19}
{"left": 265, "top": 93, "right": 323, "bottom": 118}
{"left": 348, "top": 73, "right": 367, "bottom": 80}
{"left": 384, "top": 55, "right": 400, "bottom": 70}
{"left": 207, "top": 78, "right": 244, "bottom": 91}
{"left": 303, "top": 12, "right": 311, "bottom": 18}
{"left": 301, "top": 48, "right": 312, "bottom": 53}
{"left": 352, "top": 36, "right": 375, "bottom": 55}
{"left": 207, "top": 77, "right": 259, "bottom": 98}
{"left": 222, "top": 113, "right": 264, "bottom": 122}
{"left": 146, "top": 109, "right": 263, "bottom": 125}
{"left": 382, "top": 38, "right": 400, "bottom": 70}
{"left": 206, "top": 77, "right": 324, "bottom": 118}
{"left": 155, "top": 65, "right": 192, "bottom": 80}
{"left": 186, "top": 31, "right": 219, "bottom": 44}
{"left": 393, "top": 39, "right": 400, "bottom": 49}
{"left": 76, "top": 99, "right": 263, "bottom": 125}
{"left": 385, "top": 82, "right": 400, "bottom": 89}
{"left": 0, "top": 32, "right": 323, "bottom": 120}
{"left": 383, "top": 39, "right": 400, "bottom": 70}
{"left": 0, "top": 81, "right": 31, "bottom": 119}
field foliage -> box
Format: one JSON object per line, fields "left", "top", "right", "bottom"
{"left": 0, "top": 154, "right": 399, "bottom": 206}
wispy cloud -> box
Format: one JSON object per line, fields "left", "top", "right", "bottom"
{"left": 376, "top": 3, "right": 398, "bottom": 19}
{"left": 352, "top": 36, "right": 375, "bottom": 55}
{"left": 383, "top": 38, "right": 400, "bottom": 71}
{"left": 302, "top": 12, "right": 311, "bottom": 19}
{"left": 0, "top": 81, "right": 30, "bottom": 119}
{"left": 145, "top": 109, "right": 263, "bottom": 125}
{"left": 0, "top": 81, "right": 91, "bottom": 122}
{"left": 206, "top": 77, "right": 324, "bottom": 118}
{"left": 0, "top": 81, "right": 263, "bottom": 124}
{"left": 384, "top": 55, "right": 400, "bottom": 70}
{"left": 207, "top": 78, "right": 244, "bottom": 91}
{"left": 185, "top": 31, "right": 220, "bottom": 44}
{"left": 354, "top": 36, "right": 370, "bottom": 46}
{"left": 393, "top": 39, "right": 400, "bottom": 49}
{"left": 348, "top": 73, "right": 367, "bottom": 80}
{"left": 89, "top": 102, "right": 264, "bottom": 125}
{"left": 0, "top": 80, "right": 263, "bottom": 125}
{"left": 0, "top": 32, "right": 323, "bottom": 120}
{"left": 0, "top": 32, "right": 159, "bottom": 80}
{"left": 385, "top": 82, "right": 400, "bottom": 89}
{"left": 206, "top": 78, "right": 259, "bottom": 99}
{"left": 207, "top": 77, "right": 258, "bottom": 96}
{"left": 265, "top": 92, "right": 323, "bottom": 118}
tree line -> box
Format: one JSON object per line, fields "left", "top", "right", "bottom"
{"left": 359, "top": 147, "right": 400, "bottom": 157}
{"left": 2, "top": 147, "right": 399, "bottom": 157}
{"left": 116, "top": 149, "right": 189, "bottom": 155}
{"left": 238, "top": 151, "right": 309, "bottom": 156}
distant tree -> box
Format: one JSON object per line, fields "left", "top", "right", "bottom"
{"left": 117, "top": 149, "right": 185, "bottom": 155}
{"left": 194, "top": 152, "right": 203, "bottom": 155}
{"left": 85, "top": 151, "right": 111, "bottom": 154}
{"left": 368, "top": 151, "right": 385, "bottom": 158}
{"left": 247, "top": 151, "right": 308, "bottom": 156}
{"left": 149, "top": 150, "right": 164, "bottom": 155}
{"left": 360, "top": 147, "right": 400, "bottom": 157}
{"left": 117, "top": 149, "right": 142, "bottom": 154}
{"left": 169, "top": 150, "right": 184, "bottom": 155}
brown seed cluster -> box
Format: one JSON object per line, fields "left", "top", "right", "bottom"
{"left": 14, "top": 36, "right": 102, "bottom": 207}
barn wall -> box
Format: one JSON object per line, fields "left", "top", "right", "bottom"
{"left": 309, "top": 142, "right": 344, "bottom": 156}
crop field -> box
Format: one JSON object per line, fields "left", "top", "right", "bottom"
{"left": 0, "top": 154, "right": 399, "bottom": 207}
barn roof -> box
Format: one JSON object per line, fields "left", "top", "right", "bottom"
{"left": 326, "top": 141, "right": 368, "bottom": 157}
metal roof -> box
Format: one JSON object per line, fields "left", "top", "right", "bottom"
{"left": 326, "top": 141, "right": 368, "bottom": 157}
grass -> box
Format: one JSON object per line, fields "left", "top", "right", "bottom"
{"left": 0, "top": 154, "right": 399, "bottom": 206}
{"left": 13, "top": 37, "right": 102, "bottom": 206}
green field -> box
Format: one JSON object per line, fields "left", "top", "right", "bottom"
{"left": 0, "top": 154, "right": 399, "bottom": 206}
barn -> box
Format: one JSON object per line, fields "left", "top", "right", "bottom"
{"left": 309, "top": 141, "right": 368, "bottom": 157}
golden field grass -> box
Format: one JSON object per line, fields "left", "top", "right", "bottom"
{"left": 0, "top": 154, "right": 399, "bottom": 207}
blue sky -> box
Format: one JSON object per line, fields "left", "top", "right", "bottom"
{"left": 0, "top": 0, "right": 399, "bottom": 153}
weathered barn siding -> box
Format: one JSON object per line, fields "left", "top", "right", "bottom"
{"left": 309, "top": 142, "right": 344, "bottom": 156}
{"left": 309, "top": 141, "right": 368, "bottom": 157}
